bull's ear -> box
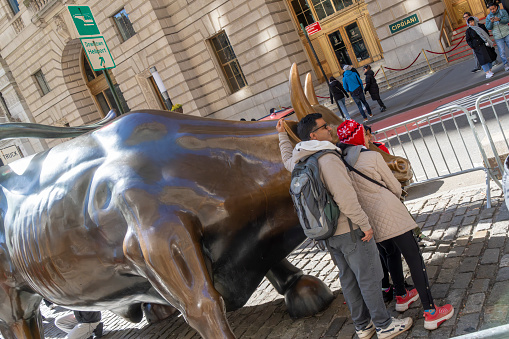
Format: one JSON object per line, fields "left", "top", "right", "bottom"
{"left": 289, "top": 63, "right": 314, "bottom": 121}
{"left": 304, "top": 73, "right": 319, "bottom": 106}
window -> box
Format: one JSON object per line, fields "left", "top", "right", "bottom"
{"left": 291, "top": 0, "right": 315, "bottom": 27}
{"left": 210, "top": 31, "right": 247, "bottom": 93}
{"left": 0, "top": 93, "right": 12, "bottom": 122}
{"left": 34, "top": 70, "right": 51, "bottom": 96}
{"left": 113, "top": 8, "right": 136, "bottom": 42}
{"left": 345, "top": 22, "right": 369, "bottom": 62}
{"left": 82, "top": 52, "right": 130, "bottom": 115}
{"left": 7, "top": 0, "right": 19, "bottom": 15}
{"left": 290, "top": 0, "right": 353, "bottom": 23}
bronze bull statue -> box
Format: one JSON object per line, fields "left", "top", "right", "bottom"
{"left": 0, "top": 108, "right": 337, "bottom": 339}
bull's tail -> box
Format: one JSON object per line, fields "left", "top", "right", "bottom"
{"left": 0, "top": 109, "right": 117, "bottom": 140}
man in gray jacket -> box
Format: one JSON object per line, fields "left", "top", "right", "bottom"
{"left": 486, "top": 2, "right": 509, "bottom": 71}
{"left": 276, "top": 114, "right": 412, "bottom": 339}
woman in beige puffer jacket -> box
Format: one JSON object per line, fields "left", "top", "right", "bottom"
{"left": 336, "top": 119, "right": 453, "bottom": 330}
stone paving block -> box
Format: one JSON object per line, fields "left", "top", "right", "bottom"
{"left": 455, "top": 206, "right": 468, "bottom": 216}
{"left": 439, "top": 211, "right": 454, "bottom": 223}
{"left": 429, "top": 325, "right": 454, "bottom": 339}
{"left": 480, "top": 207, "right": 496, "bottom": 219}
{"left": 457, "top": 225, "right": 473, "bottom": 237}
{"left": 495, "top": 206, "right": 509, "bottom": 222}
{"left": 501, "top": 254, "right": 509, "bottom": 268}
{"left": 463, "top": 293, "right": 485, "bottom": 314}
{"left": 425, "top": 265, "right": 439, "bottom": 281}
{"left": 474, "top": 219, "right": 492, "bottom": 232}
{"left": 336, "top": 322, "right": 355, "bottom": 339}
{"left": 455, "top": 313, "right": 480, "bottom": 336}
{"left": 459, "top": 257, "right": 479, "bottom": 272}
{"left": 484, "top": 305, "right": 509, "bottom": 325}
{"left": 496, "top": 267, "right": 509, "bottom": 281}
{"left": 451, "top": 215, "right": 464, "bottom": 226}
{"left": 472, "top": 230, "right": 488, "bottom": 243}
{"left": 442, "top": 257, "right": 461, "bottom": 269}
{"left": 463, "top": 215, "right": 477, "bottom": 225}
{"left": 491, "top": 220, "right": 509, "bottom": 235}
{"left": 431, "top": 283, "right": 450, "bottom": 299}
{"left": 424, "top": 213, "right": 440, "bottom": 228}
{"left": 442, "top": 226, "right": 458, "bottom": 241}
{"left": 465, "top": 242, "right": 484, "bottom": 256}
{"left": 436, "top": 268, "right": 455, "bottom": 284}
{"left": 455, "top": 236, "right": 470, "bottom": 247}
{"left": 409, "top": 318, "right": 428, "bottom": 337}
{"left": 446, "top": 288, "right": 467, "bottom": 309}
{"left": 481, "top": 248, "right": 500, "bottom": 265}
{"left": 488, "top": 235, "right": 506, "bottom": 249}
{"left": 477, "top": 264, "right": 497, "bottom": 279}
{"left": 471, "top": 279, "right": 490, "bottom": 293}
{"left": 452, "top": 272, "right": 473, "bottom": 289}
{"left": 415, "top": 214, "right": 428, "bottom": 223}
{"left": 430, "top": 252, "right": 446, "bottom": 265}
{"left": 437, "top": 243, "right": 451, "bottom": 253}
{"left": 487, "top": 281, "right": 509, "bottom": 306}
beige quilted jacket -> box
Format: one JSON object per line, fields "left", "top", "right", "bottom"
{"left": 342, "top": 145, "right": 417, "bottom": 242}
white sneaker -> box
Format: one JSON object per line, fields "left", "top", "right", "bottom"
{"left": 486, "top": 72, "right": 494, "bottom": 78}
{"left": 356, "top": 320, "right": 375, "bottom": 339}
{"left": 376, "top": 317, "right": 413, "bottom": 339}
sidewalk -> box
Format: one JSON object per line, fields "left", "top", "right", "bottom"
{"left": 315, "top": 57, "right": 509, "bottom": 127}
{"left": 35, "top": 179, "right": 509, "bottom": 338}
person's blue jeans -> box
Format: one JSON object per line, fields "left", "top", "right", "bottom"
{"left": 495, "top": 35, "right": 509, "bottom": 65}
{"left": 352, "top": 91, "right": 372, "bottom": 119}
{"left": 326, "top": 228, "right": 391, "bottom": 330}
{"left": 335, "top": 98, "right": 351, "bottom": 119}
{"left": 481, "top": 62, "right": 493, "bottom": 73}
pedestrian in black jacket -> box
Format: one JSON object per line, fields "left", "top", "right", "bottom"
{"left": 363, "top": 65, "right": 387, "bottom": 112}
{"left": 329, "top": 76, "right": 350, "bottom": 119}
{"left": 466, "top": 16, "right": 497, "bottom": 78}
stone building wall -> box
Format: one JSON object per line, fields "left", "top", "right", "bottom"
{"left": 365, "top": 0, "right": 445, "bottom": 69}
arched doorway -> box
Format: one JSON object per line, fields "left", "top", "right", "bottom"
{"left": 82, "top": 51, "right": 130, "bottom": 116}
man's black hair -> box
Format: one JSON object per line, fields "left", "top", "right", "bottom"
{"left": 488, "top": 2, "right": 498, "bottom": 8}
{"left": 467, "top": 16, "right": 475, "bottom": 23}
{"left": 297, "top": 113, "right": 322, "bottom": 141}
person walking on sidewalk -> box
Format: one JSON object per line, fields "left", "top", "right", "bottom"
{"left": 329, "top": 76, "right": 351, "bottom": 119}
{"left": 342, "top": 65, "right": 373, "bottom": 122}
{"left": 466, "top": 16, "right": 498, "bottom": 78}
{"left": 277, "top": 115, "right": 412, "bottom": 339}
{"left": 363, "top": 65, "right": 387, "bottom": 112}
{"left": 486, "top": 2, "right": 509, "bottom": 72}
{"left": 336, "top": 120, "right": 454, "bottom": 331}
{"left": 463, "top": 12, "right": 483, "bottom": 73}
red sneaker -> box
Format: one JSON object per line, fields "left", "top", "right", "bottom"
{"left": 395, "top": 288, "right": 419, "bottom": 312}
{"left": 424, "top": 304, "right": 454, "bottom": 330}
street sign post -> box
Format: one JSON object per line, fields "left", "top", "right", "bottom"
{"left": 68, "top": 5, "right": 100, "bottom": 36}
{"left": 80, "top": 37, "right": 116, "bottom": 71}
{"left": 68, "top": 5, "right": 124, "bottom": 113}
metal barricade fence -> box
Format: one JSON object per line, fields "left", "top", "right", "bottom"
{"left": 374, "top": 105, "right": 492, "bottom": 208}
{"left": 472, "top": 84, "right": 509, "bottom": 190}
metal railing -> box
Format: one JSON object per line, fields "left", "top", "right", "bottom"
{"left": 471, "top": 84, "right": 509, "bottom": 189}
{"left": 374, "top": 105, "right": 492, "bottom": 208}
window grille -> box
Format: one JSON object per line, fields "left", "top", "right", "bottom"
{"left": 210, "top": 31, "right": 247, "bottom": 93}
{"left": 113, "top": 8, "right": 136, "bottom": 42}
{"left": 34, "top": 70, "right": 51, "bottom": 96}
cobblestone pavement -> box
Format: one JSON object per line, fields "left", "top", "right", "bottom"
{"left": 16, "top": 183, "right": 509, "bottom": 339}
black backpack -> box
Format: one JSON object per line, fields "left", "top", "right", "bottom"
{"left": 290, "top": 150, "right": 340, "bottom": 240}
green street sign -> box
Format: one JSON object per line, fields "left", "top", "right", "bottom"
{"left": 81, "top": 37, "right": 115, "bottom": 71}
{"left": 389, "top": 14, "right": 419, "bottom": 34}
{"left": 68, "top": 5, "right": 100, "bottom": 36}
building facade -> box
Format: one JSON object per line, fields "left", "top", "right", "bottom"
{"left": 0, "top": 0, "right": 493, "bottom": 157}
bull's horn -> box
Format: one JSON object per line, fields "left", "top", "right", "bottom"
{"left": 304, "top": 73, "right": 319, "bottom": 106}
{"left": 289, "top": 63, "right": 315, "bottom": 121}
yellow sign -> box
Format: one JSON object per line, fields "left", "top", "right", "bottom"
{"left": 80, "top": 36, "right": 116, "bottom": 71}
{"left": 389, "top": 14, "right": 419, "bottom": 34}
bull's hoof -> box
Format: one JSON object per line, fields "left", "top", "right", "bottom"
{"left": 284, "top": 275, "right": 334, "bottom": 319}
{"left": 142, "top": 303, "right": 178, "bottom": 324}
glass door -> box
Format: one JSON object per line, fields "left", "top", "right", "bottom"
{"left": 345, "top": 22, "right": 369, "bottom": 63}
{"left": 328, "top": 30, "right": 352, "bottom": 68}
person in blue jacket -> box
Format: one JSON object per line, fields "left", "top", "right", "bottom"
{"left": 342, "top": 65, "right": 373, "bottom": 122}
{"left": 486, "top": 2, "right": 509, "bottom": 71}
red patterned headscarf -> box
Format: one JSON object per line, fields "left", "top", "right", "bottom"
{"left": 337, "top": 120, "right": 365, "bottom": 146}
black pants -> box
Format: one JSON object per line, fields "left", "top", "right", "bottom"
{"left": 376, "top": 243, "right": 397, "bottom": 289}
{"left": 378, "top": 230, "right": 434, "bottom": 311}
{"left": 376, "top": 99, "right": 386, "bottom": 109}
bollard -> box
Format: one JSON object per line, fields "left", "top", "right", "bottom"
{"left": 422, "top": 49, "right": 434, "bottom": 73}
{"left": 380, "top": 66, "right": 392, "bottom": 89}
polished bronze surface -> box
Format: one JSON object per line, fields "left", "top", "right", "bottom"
{"left": 0, "top": 110, "right": 334, "bottom": 339}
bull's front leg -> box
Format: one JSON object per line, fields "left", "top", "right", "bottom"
{"left": 266, "top": 259, "right": 334, "bottom": 318}
{"left": 122, "top": 191, "right": 234, "bottom": 339}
